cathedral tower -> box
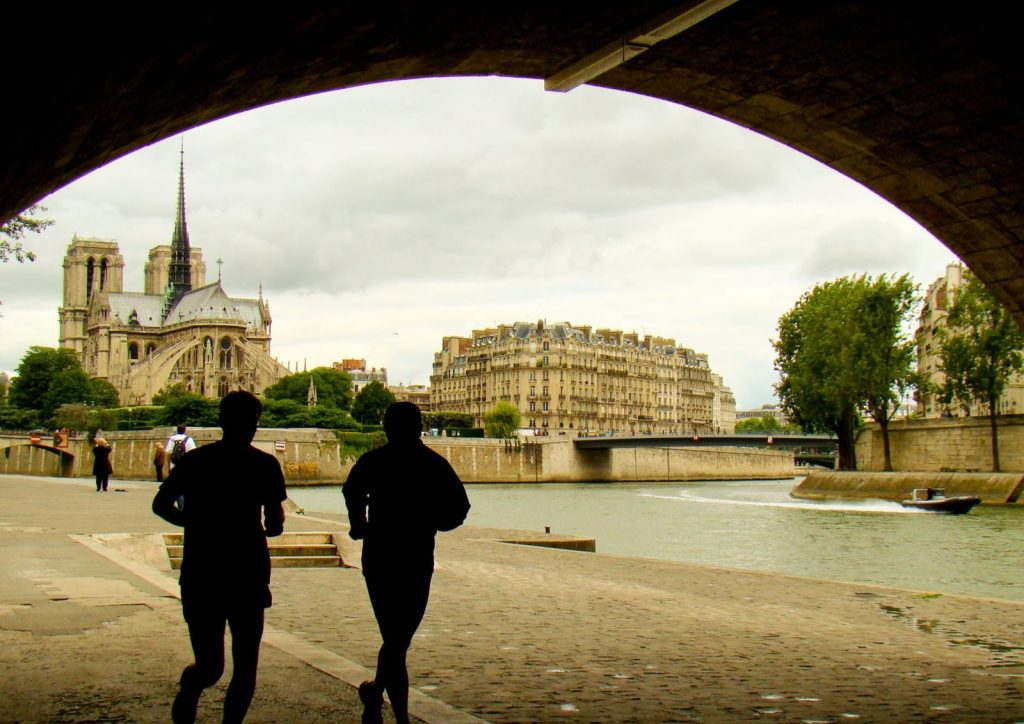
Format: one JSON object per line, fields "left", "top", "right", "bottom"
{"left": 58, "top": 236, "right": 124, "bottom": 358}
{"left": 164, "top": 146, "right": 193, "bottom": 317}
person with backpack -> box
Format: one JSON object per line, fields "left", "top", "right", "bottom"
{"left": 166, "top": 424, "right": 197, "bottom": 470}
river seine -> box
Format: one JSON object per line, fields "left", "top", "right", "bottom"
{"left": 290, "top": 478, "right": 1023, "bottom": 602}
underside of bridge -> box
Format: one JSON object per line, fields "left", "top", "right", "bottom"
{"left": 4, "top": 2, "right": 1022, "bottom": 319}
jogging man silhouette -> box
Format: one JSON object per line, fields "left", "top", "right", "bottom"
{"left": 344, "top": 401, "right": 470, "bottom": 724}
{"left": 153, "top": 390, "right": 286, "bottom": 724}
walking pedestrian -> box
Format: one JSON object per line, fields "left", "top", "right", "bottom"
{"left": 153, "top": 441, "right": 167, "bottom": 482}
{"left": 152, "top": 391, "right": 286, "bottom": 724}
{"left": 343, "top": 401, "right": 470, "bottom": 724}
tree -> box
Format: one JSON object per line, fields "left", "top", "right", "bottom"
{"left": 0, "top": 205, "right": 52, "bottom": 263}
{"left": 852, "top": 274, "right": 919, "bottom": 471}
{"left": 484, "top": 401, "right": 521, "bottom": 439}
{"left": 263, "top": 368, "right": 353, "bottom": 410}
{"left": 423, "top": 411, "right": 473, "bottom": 430}
{"left": 775, "top": 274, "right": 921, "bottom": 471}
{"left": 260, "top": 398, "right": 359, "bottom": 429}
{"left": 152, "top": 383, "right": 191, "bottom": 406}
{"left": 88, "top": 377, "right": 121, "bottom": 408}
{"left": 775, "top": 279, "right": 863, "bottom": 470}
{"left": 352, "top": 381, "right": 396, "bottom": 425}
{"left": 8, "top": 347, "right": 83, "bottom": 411}
{"left": 158, "top": 390, "right": 219, "bottom": 427}
{"left": 42, "top": 368, "right": 94, "bottom": 418}
{"left": 939, "top": 270, "right": 1024, "bottom": 472}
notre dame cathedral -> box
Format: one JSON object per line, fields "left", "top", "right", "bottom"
{"left": 58, "top": 152, "right": 290, "bottom": 405}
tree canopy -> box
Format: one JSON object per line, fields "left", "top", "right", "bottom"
{"left": 351, "top": 381, "right": 395, "bottom": 425}
{"left": 8, "top": 346, "right": 82, "bottom": 410}
{"left": 263, "top": 368, "right": 353, "bottom": 410}
{"left": 260, "top": 398, "right": 358, "bottom": 429}
{"left": 774, "top": 274, "right": 919, "bottom": 471}
{"left": 939, "top": 270, "right": 1024, "bottom": 471}
{"left": 0, "top": 205, "right": 52, "bottom": 264}
{"left": 484, "top": 401, "right": 521, "bottom": 439}
{"left": 734, "top": 415, "right": 801, "bottom": 434}
{"left": 423, "top": 411, "right": 473, "bottom": 430}
{"left": 7, "top": 346, "right": 124, "bottom": 422}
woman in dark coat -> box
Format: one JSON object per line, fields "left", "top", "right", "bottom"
{"left": 92, "top": 437, "right": 113, "bottom": 492}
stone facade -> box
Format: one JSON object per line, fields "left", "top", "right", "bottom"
{"left": 332, "top": 359, "right": 388, "bottom": 394}
{"left": 916, "top": 263, "right": 1024, "bottom": 417}
{"left": 389, "top": 383, "right": 431, "bottom": 410}
{"left": 57, "top": 157, "right": 290, "bottom": 405}
{"left": 430, "top": 320, "right": 735, "bottom": 435}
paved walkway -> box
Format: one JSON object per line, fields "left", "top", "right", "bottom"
{"left": 1, "top": 473, "right": 1023, "bottom": 722}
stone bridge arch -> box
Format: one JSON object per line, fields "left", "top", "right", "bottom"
{"left": 0, "top": 439, "right": 76, "bottom": 478}
{"left": 4, "top": 3, "right": 1023, "bottom": 319}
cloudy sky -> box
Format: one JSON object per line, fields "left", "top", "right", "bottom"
{"left": 0, "top": 76, "right": 957, "bottom": 408}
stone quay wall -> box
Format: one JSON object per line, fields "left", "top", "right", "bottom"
{"left": 0, "top": 431, "right": 795, "bottom": 484}
{"left": 855, "top": 415, "right": 1024, "bottom": 473}
{"left": 792, "top": 471, "right": 1024, "bottom": 505}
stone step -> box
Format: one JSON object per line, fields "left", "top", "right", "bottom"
{"left": 168, "top": 555, "right": 344, "bottom": 569}
{"left": 163, "top": 531, "right": 336, "bottom": 546}
{"left": 163, "top": 531, "right": 345, "bottom": 569}
{"left": 166, "top": 544, "right": 338, "bottom": 558}
{"left": 269, "top": 544, "right": 338, "bottom": 557}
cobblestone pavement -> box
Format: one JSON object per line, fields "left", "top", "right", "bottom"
{"left": 2, "top": 473, "right": 1024, "bottom": 722}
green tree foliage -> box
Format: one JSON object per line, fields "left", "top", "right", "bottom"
{"left": 0, "top": 406, "right": 41, "bottom": 430}
{"left": 734, "top": 415, "right": 801, "bottom": 434}
{"left": 158, "top": 390, "right": 219, "bottom": 427}
{"left": 260, "top": 398, "right": 359, "bottom": 429}
{"left": 152, "top": 383, "right": 190, "bottom": 406}
{"left": 939, "top": 270, "right": 1024, "bottom": 472}
{"left": 42, "top": 368, "right": 94, "bottom": 418}
{"left": 263, "top": 368, "right": 353, "bottom": 410}
{"left": 423, "top": 411, "right": 473, "bottom": 430}
{"left": 8, "top": 346, "right": 81, "bottom": 410}
{"left": 484, "top": 401, "right": 521, "bottom": 439}
{"left": 351, "top": 381, "right": 396, "bottom": 425}
{"left": 88, "top": 377, "right": 120, "bottom": 408}
{"left": 774, "top": 275, "right": 919, "bottom": 471}
{"left": 852, "top": 274, "right": 918, "bottom": 471}
{"left": 0, "top": 205, "right": 52, "bottom": 264}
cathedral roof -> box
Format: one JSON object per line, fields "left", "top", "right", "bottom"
{"left": 164, "top": 281, "right": 264, "bottom": 328}
{"left": 107, "top": 292, "right": 166, "bottom": 327}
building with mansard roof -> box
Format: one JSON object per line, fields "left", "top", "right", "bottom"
{"left": 58, "top": 152, "right": 290, "bottom": 405}
{"left": 430, "top": 320, "right": 735, "bottom": 435}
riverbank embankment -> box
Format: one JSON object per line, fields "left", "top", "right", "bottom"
{"left": 792, "top": 470, "right": 1024, "bottom": 505}
{"left": 2, "top": 472, "right": 1022, "bottom": 722}
{"left": 856, "top": 414, "right": 1024, "bottom": 471}
{"left": 0, "top": 430, "right": 795, "bottom": 484}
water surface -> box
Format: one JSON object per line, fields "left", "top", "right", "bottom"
{"left": 291, "top": 479, "right": 1024, "bottom": 601}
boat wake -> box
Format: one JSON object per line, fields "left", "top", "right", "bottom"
{"left": 639, "top": 490, "right": 917, "bottom": 514}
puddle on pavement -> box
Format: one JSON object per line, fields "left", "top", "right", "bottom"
{"left": 879, "top": 603, "right": 1024, "bottom": 669}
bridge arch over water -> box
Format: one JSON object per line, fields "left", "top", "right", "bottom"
{"left": 3, "top": 3, "right": 1022, "bottom": 320}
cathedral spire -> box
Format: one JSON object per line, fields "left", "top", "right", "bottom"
{"left": 165, "top": 139, "right": 193, "bottom": 317}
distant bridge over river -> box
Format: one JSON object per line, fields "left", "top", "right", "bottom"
{"left": 574, "top": 434, "right": 837, "bottom": 467}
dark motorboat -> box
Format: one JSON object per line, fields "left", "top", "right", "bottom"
{"left": 900, "top": 488, "right": 980, "bottom": 514}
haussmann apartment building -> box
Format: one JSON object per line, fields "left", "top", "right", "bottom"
{"left": 430, "top": 320, "right": 736, "bottom": 436}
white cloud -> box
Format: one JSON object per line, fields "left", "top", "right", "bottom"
{"left": 0, "top": 77, "right": 958, "bottom": 408}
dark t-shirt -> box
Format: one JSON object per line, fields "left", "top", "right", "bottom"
{"left": 154, "top": 440, "right": 287, "bottom": 609}
{"left": 343, "top": 439, "right": 469, "bottom": 574}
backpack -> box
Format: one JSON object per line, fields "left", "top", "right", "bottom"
{"left": 170, "top": 437, "right": 188, "bottom": 465}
